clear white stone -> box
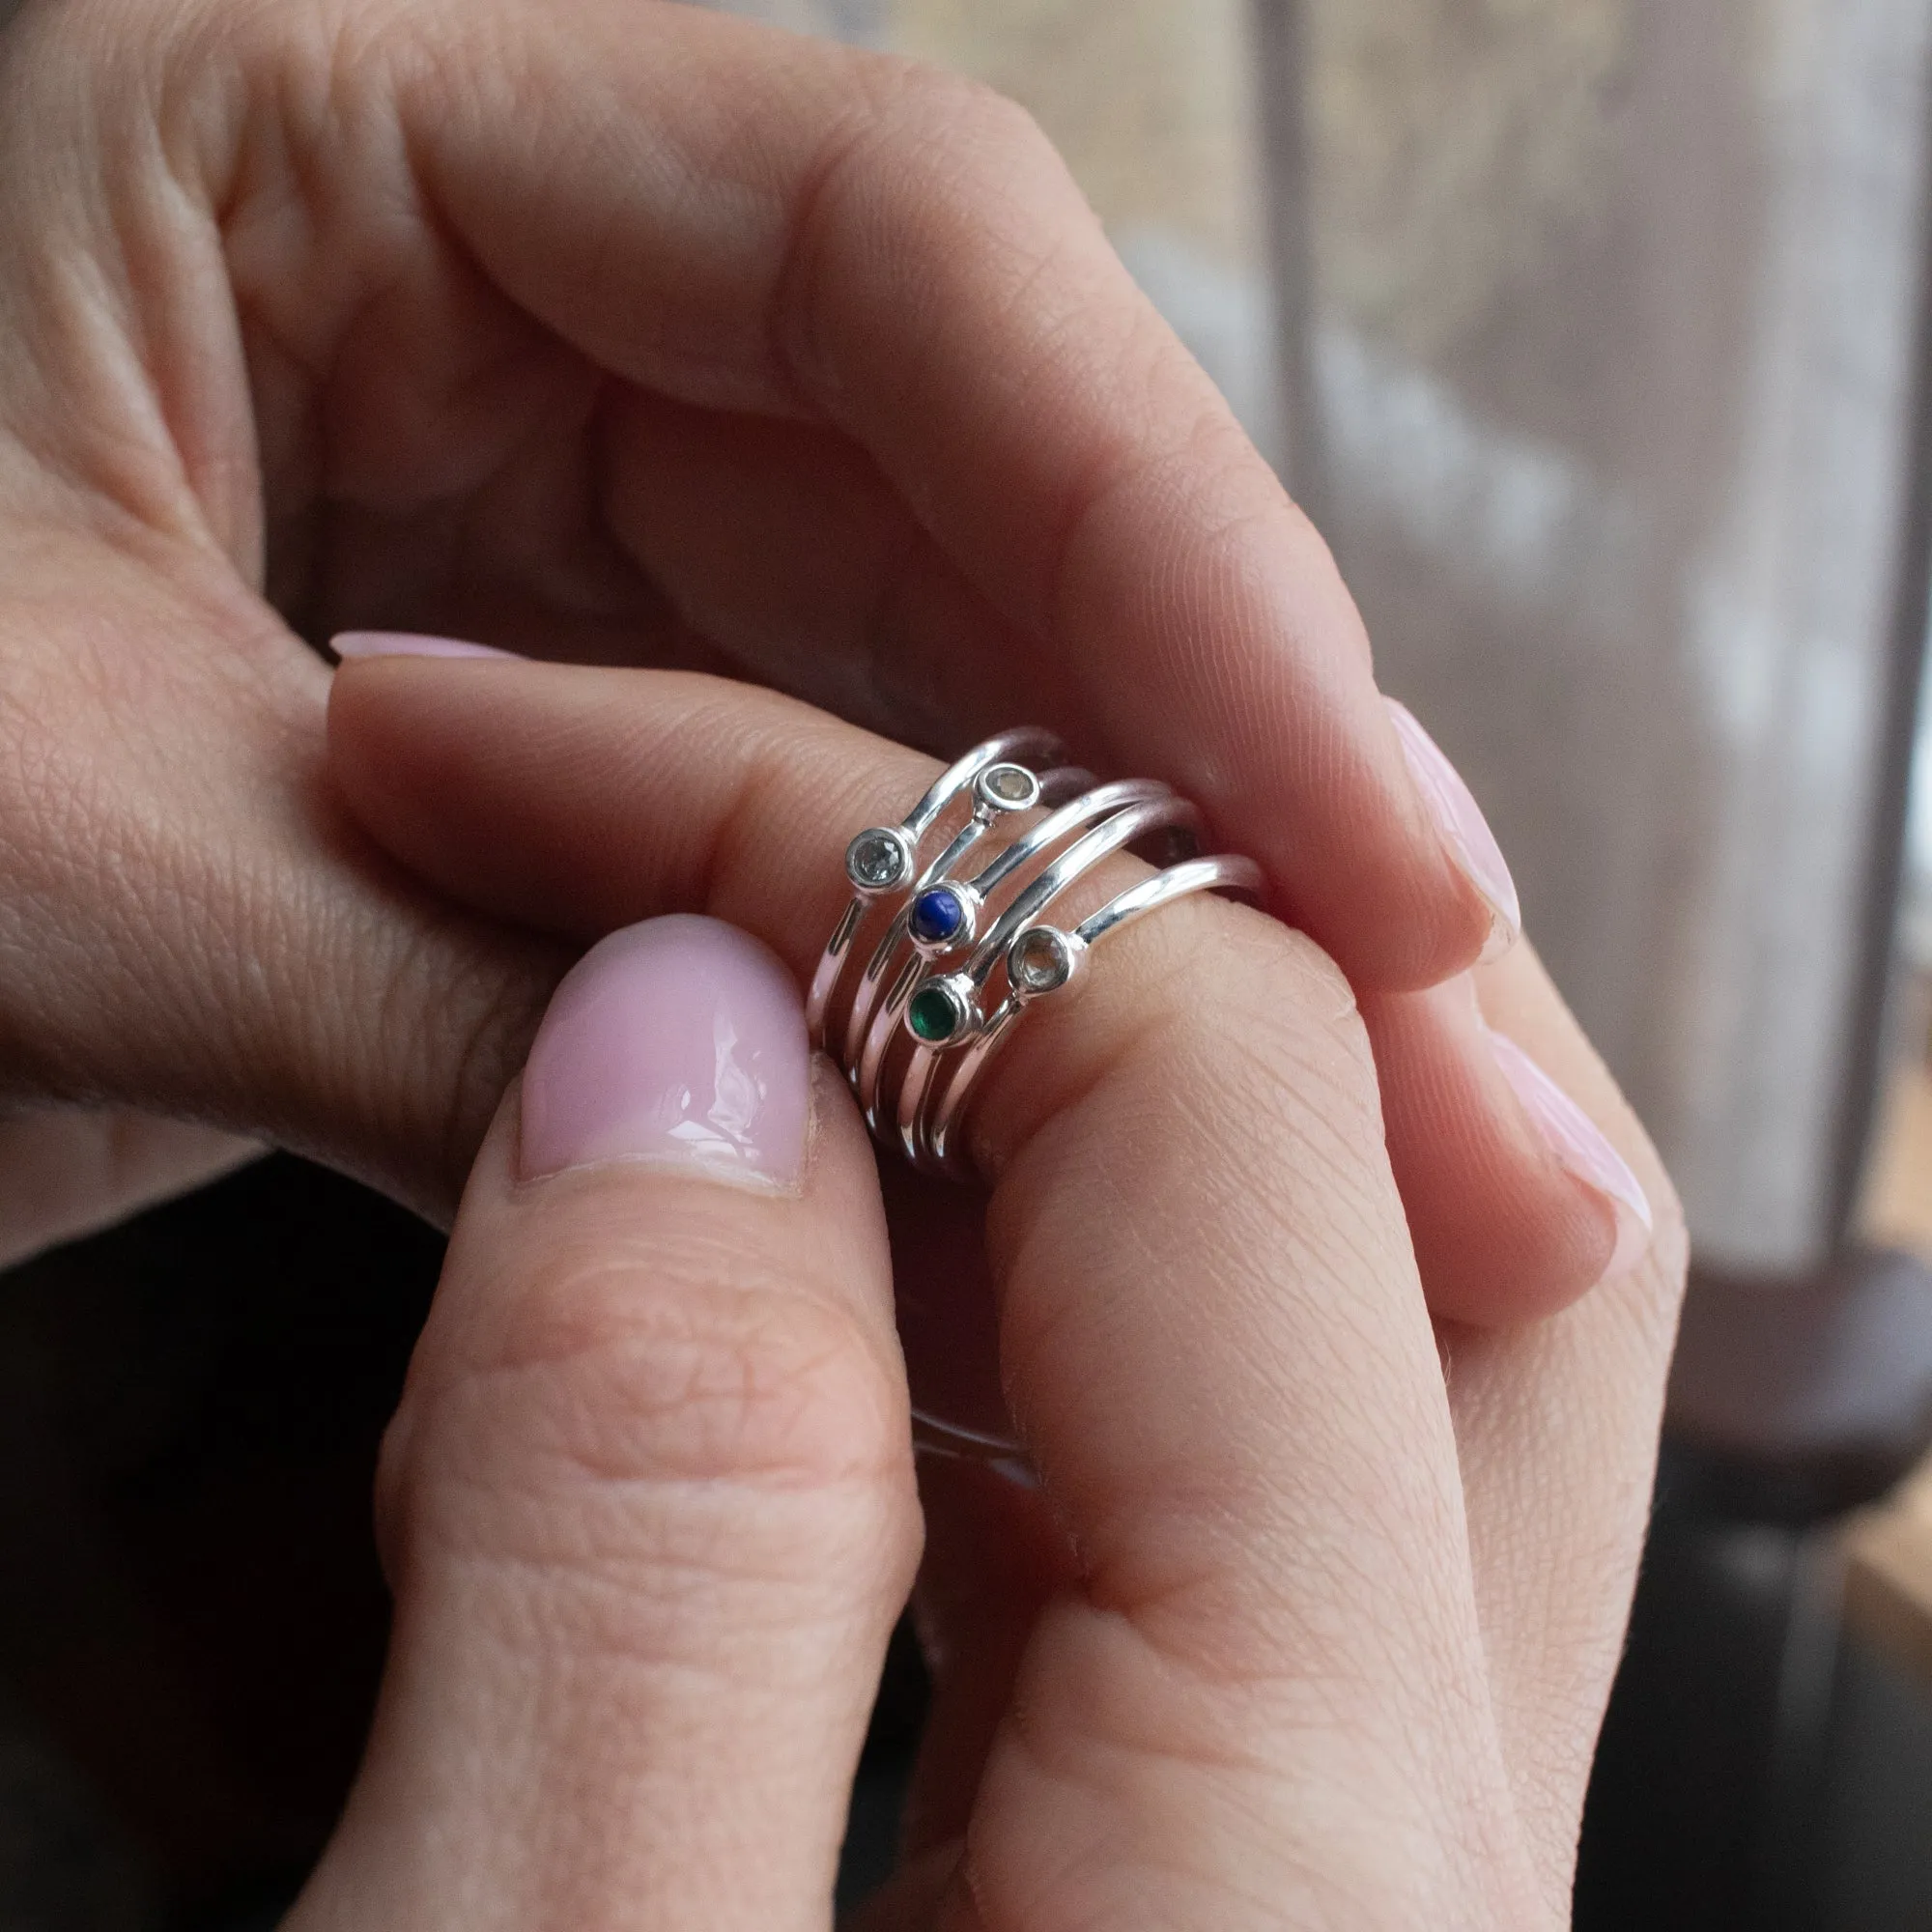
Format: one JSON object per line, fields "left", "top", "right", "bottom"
{"left": 1012, "top": 929, "right": 1072, "bottom": 993}
{"left": 847, "top": 830, "right": 904, "bottom": 890}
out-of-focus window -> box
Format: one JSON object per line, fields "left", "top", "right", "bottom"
{"left": 1283, "top": 0, "right": 1932, "bottom": 1278}
{"left": 733, "top": 0, "right": 1932, "bottom": 1278}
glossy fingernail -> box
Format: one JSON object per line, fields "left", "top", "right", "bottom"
{"left": 1486, "top": 1026, "right": 1652, "bottom": 1282}
{"left": 521, "top": 915, "right": 810, "bottom": 1189}
{"left": 330, "top": 631, "right": 521, "bottom": 662}
{"left": 1386, "top": 698, "right": 1521, "bottom": 960}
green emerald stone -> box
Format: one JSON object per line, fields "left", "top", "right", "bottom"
{"left": 908, "top": 983, "right": 962, "bottom": 1043}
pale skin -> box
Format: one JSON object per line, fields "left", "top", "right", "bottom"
{"left": 288, "top": 662, "right": 1685, "bottom": 1928}
{"left": 0, "top": 0, "right": 1689, "bottom": 1918}
{"left": 4, "top": 0, "right": 1609, "bottom": 1317}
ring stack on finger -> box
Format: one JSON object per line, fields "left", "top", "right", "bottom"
{"left": 810, "top": 729, "right": 1264, "bottom": 1178}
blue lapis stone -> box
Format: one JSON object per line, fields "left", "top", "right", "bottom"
{"left": 909, "top": 887, "right": 967, "bottom": 946}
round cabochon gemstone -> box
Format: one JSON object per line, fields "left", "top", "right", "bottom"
{"left": 909, "top": 887, "right": 967, "bottom": 946}
{"left": 846, "top": 829, "right": 906, "bottom": 891}
{"left": 908, "top": 982, "right": 963, "bottom": 1043}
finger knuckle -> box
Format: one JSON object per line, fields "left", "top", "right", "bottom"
{"left": 867, "top": 55, "right": 1053, "bottom": 172}
{"left": 437, "top": 1236, "right": 908, "bottom": 1502}
{"left": 1147, "top": 907, "right": 1378, "bottom": 1120}
{"left": 1116, "top": 918, "right": 1393, "bottom": 1245}
{"left": 378, "top": 1235, "right": 921, "bottom": 1660}
{"left": 812, "top": 50, "right": 1077, "bottom": 268}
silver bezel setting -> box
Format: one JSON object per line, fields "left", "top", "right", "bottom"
{"left": 904, "top": 973, "right": 979, "bottom": 1050}
{"left": 975, "top": 763, "right": 1043, "bottom": 814}
{"left": 844, "top": 826, "right": 914, "bottom": 895}
{"left": 810, "top": 728, "right": 1261, "bottom": 1184}
{"left": 907, "top": 879, "right": 980, "bottom": 955}
{"left": 1008, "top": 924, "right": 1084, "bottom": 999}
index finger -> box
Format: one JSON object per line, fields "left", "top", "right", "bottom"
{"left": 184, "top": 0, "right": 1497, "bottom": 990}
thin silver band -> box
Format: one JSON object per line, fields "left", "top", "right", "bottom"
{"left": 851, "top": 778, "right": 1175, "bottom": 1122}
{"left": 807, "top": 726, "right": 1064, "bottom": 1048}
{"left": 842, "top": 763, "right": 1103, "bottom": 1092}
{"left": 812, "top": 730, "right": 1264, "bottom": 1177}
{"left": 882, "top": 790, "right": 1203, "bottom": 1146}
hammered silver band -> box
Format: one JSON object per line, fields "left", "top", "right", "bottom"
{"left": 810, "top": 730, "right": 1264, "bottom": 1178}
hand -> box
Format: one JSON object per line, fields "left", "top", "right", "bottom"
{"left": 5, "top": 0, "right": 1521, "bottom": 1259}
{"left": 329, "top": 659, "right": 1653, "bottom": 1328}
{"left": 285, "top": 668, "right": 1686, "bottom": 1928}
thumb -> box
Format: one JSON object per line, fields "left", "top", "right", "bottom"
{"left": 287, "top": 916, "right": 921, "bottom": 1932}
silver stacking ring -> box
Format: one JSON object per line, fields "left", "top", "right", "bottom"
{"left": 810, "top": 729, "right": 1264, "bottom": 1178}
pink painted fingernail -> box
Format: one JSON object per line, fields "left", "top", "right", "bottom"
{"left": 520, "top": 915, "right": 810, "bottom": 1190}
{"left": 1386, "top": 699, "right": 1521, "bottom": 960}
{"left": 330, "top": 631, "right": 521, "bottom": 662}
{"left": 1486, "top": 1027, "right": 1653, "bottom": 1282}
